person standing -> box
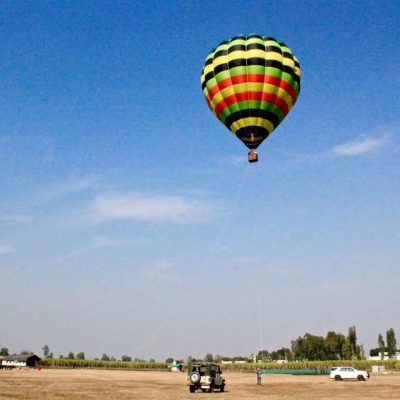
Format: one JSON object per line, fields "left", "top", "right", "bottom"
{"left": 256, "top": 368, "right": 262, "bottom": 385}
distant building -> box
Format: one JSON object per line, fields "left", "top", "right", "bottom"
{"left": 1, "top": 354, "right": 41, "bottom": 369}
{"left": 368, "top": 351, "right": 400, "bottom": 361}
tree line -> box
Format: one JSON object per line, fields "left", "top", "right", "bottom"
{"left": 1, "top": 326, "right": 397, "bottom": 363}
{"left": 256, "top": 326, "right": 398, "bottom": 362}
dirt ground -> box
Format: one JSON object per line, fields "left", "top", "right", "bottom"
{"left": 0, "top": 369, "right": 399, "bottom": 400}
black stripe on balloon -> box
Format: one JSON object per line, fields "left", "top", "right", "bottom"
{"left": 265, "top": 45, "right": 282, "bottom": 54}
{"left": 214, "top": 48, "right": 228, "bottom": 58}
{"left": 247, "top": 57, "right": 274, "bottom": 66}
{"left": 229, "top": 44, "right": 246, "bottom": 52}
{"left": 228, "top": 58, "right": 247, "bottom": 68}
{"left": 212, "top": 59, "right": 285, "bottom": 76}
{"left": 282, "top": 51, "right": 293, "bottom": 60}
{"left": 224, "top": 109, "right": 279, "bottom": 131}
{"left": 246, "top": 43, "right": 265, "bottom": 51}
{"left": 235, "top": 126, "right": 270, "bottom": 149}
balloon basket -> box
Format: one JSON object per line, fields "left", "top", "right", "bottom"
{"left": 248, "top": 150, "right": 258, "bottom": 163}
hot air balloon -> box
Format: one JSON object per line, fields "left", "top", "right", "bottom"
{"left": 201, "top": 34, "right": 301, "bottom": 163}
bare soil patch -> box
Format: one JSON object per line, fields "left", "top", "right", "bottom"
{"left": 0, "top": 369, "right": 399, "bottom": 399}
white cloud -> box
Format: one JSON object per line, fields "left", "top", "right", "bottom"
{"left": 332, "top": 135, "right": 387, "bottom": 156}
{"left": 0, "top": 244, "right": 16, "bottom": 254}
{"left": 92, "top": 193, "right": 211, "bottom": 223}
{"left": 91, "top": 236, "right": 142, "bottom": 248}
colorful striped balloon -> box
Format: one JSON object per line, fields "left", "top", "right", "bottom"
{"left": 201, "top": 34, "right": 301, "bottom": 151}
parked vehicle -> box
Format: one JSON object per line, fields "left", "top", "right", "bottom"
{"left": 187, "top": 362, "right": 225, "bottom": 393}
{"left": 329, "top": 367, "right": 369, "bottom": 381}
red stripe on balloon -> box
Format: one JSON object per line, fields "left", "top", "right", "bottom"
{"left": 214, "top": 91, "right": 289, "bottom": 119}
{"left": 208, "top": 74, "right": 297, "bottom": 105}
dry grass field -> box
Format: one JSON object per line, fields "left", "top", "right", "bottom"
{"left": 0, "top": 369, "right": 399, "bottom": 399}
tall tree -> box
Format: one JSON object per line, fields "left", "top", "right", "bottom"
{"left": 378, "top": 333, "right": 385, "bottom": 360}
{"left": 291, "top": 336, "right": 306, "bottom": 360}
{"left": 42, "top": 345, "right": 50, "bottom": 358}
{"left": 386, "top": 328, "right": 397, "bottom": 359}
{"left": 76, "top": 352, "right": 85, "bottom": 360}
{"left": 67, "top": 352, "right": 75, "bottom": 359}
{"left": 204, "top": 353, "right": 214, "bottom": 362}
{"left": 347, "top": 326, "right": 357, "bottom": 359}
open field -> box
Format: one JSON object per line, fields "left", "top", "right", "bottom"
{"left": 1, "top": 369, "right": 399, "bottom": 399}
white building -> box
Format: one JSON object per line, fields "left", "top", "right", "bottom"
{"left": 368, "top": 351, "right": 400, "bottom": 361}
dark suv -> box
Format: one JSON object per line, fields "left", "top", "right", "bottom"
{"left": 187, "top": 362, "right": 225, "bottom": 393}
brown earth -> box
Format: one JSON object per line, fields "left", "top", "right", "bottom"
{"left": 0, "top": 369, "right": 399, "bottom": 399}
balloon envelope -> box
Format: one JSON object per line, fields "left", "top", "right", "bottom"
{"left": 201, "top": 34, "right": 301, "bottom": 150}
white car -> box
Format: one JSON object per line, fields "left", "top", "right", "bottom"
{"left": 330, "top": 367, "right": 369, "bottom": 381}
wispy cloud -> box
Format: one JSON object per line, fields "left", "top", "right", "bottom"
{"left": 92, "top": 193, "right": 212, "bottom": 223}
{"left": 0, "top": 214, "right": 33, "bottom": 224}
{"left": 332, "top": 135, "right": 388, "bottom": 156}
{"left": 56, "top": 235, "right": 142, "bottom": 264}
{"left": 144, "top": 260, "right": 183, "bottom": 283}
{"left": 0, "top": 244, "right": 16, "bottom": 254}
{"left": 33, "top": 175, "right": 101, "bottom": 204}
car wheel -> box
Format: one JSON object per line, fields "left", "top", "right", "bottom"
{"left": 357, "top": 375, "right": 365, "bottom": 381}
{"left": 209, "top": 382, "right": 214, "bottom": 393}
{"left": 335, "top": 375, "right": 342, "bottom": 381}
{"left": 189, "top": 386, "right": 195, "bottom": 393}
{"left": 220, "top": 383, "right": 225, "bottom": 392}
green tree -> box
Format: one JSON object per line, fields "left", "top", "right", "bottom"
{"left": 122, "top": 355, "right": 132, "bottom": 362}
{"left": 76, "top": 352, "right": 85, "bottom": 360}
{"left": 257, "top": 349, "right": 269, "bottom": 362}
{"left": 42, "top": 345, "right": 50, "bottom": 358}
{"left": 165, "top": 357, "right": 174, "bottom": 364}
{"left": 386, "top": 328, "right": 397, "bottom": 359}
{"left": 291, "top": 336, "right": 306, "bottom": 360}
{"left": 341, "top": 340, "right": 352, "bottom": 359}
{"left": 324, "top": 331, "right": 343, "bottom": 360}
{"left": 378, "top": 333, "right": 385, "bottom": 360}
{"left": 204, "top": 353, "right": 214, "bottom": 362}
{"left": 0, "top": 347, "right": 9, "bottom": 356}
{"left": 67, "top": 352, "right": 75, "bottom": 359}
{"left": 101, "top": 353, "right": 110, "bottom": 361}
{"left": 347, "top": 326, "right": 357, "bottom": 359}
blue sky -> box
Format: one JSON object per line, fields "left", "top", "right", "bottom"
{"left": 1, "top": 0, "right": 399, "bottom": 360}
